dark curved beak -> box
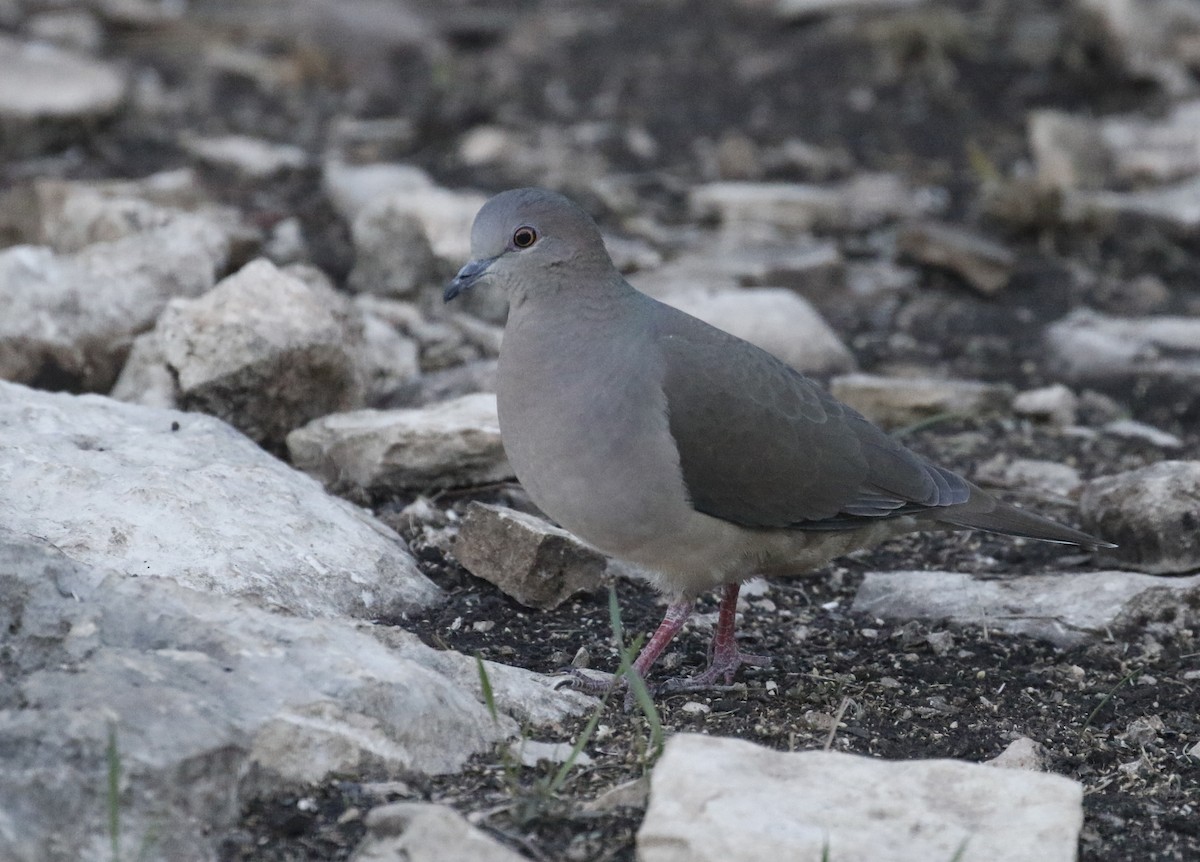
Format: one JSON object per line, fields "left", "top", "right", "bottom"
{"left": 444, "top": 257, "right": 496, "bottom": 302}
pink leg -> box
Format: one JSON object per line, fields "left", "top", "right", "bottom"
{"left": 568, "top": 584, "right": 771, "bottom": 703}
{"left": 660, "top": 582, "right": 771, "bottom": 693}
{"left": 631, "top": 599, "right": 693, "bottom": 680}
{"left": 568, "top": 599, "right": 694, "bottom": 697}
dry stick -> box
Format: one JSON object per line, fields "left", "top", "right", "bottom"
{"left": 823, "top": 696, "right": 853, "bottom": 752}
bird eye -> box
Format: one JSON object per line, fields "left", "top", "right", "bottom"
{"left": 512, "top": 226, "right": 538, "bottom": 249}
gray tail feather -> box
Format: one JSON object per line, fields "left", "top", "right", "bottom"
{"left": 935, "top": 485, "right": 1116, "bottom": 549}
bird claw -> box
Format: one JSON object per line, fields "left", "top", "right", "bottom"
{"left": 557, "top": 646, "right": 772, "bottom": 707}
{"left": 657, "top": 650, "right": 772, "bottom": 694}
{"left": 559, "top": 666, "right": 622, "bottom": 696}
{"left": 559, "top": 667, "right": 655, "bottom": 713}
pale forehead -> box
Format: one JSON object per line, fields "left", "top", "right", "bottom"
{"left": 472, "top": 188, "right": 595, "bottom": 240}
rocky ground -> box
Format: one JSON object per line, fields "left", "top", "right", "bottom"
{"left": 2, "top": 0, "right": 1200, "bottom": 860}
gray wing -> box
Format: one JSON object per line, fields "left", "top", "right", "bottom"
{"left": 653, "top": 302, "right": 969, "bottom": 530}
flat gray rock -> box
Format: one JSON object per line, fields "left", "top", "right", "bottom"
{"left": 453, "top": 502, "right": 607, "bottom": 609}
{"left": 773, "top": 0, "right": 928, "bottom": 19}
{"left": 358, "top": 185, "right": 488, "bottom": 267}
{"left": 638, "top": 734, "right": 1083, "bottom": 862}
{"left": 154, "top": 258, "right": 367, "bottom": 447}
{"left": 1080, "top": 461, "right": 1200, "bottom": 574}
{"left": 323, "top": 158, "right": 434, "bottom": 222}
{"left": 830, "top": 373, "right": 1014, "bottom": 428}
{"left": 1102, "top": 419, "right": 1183, "bottom": 450}
{"left": 288, "top": 393, "right": 512, "bottom": 496}
{"left": 629, "top": 240, "right": 842, "bottom": 301}
{"left": 1030, "top": 101, "right": 1200, "bottom": 189}
{"left": 0, "top": 533, "right": 587, "bottom": 862}
{"left": 180, "top": 133, "right": 309, "bottom": 178}
{"left": 350, "top": 802, "right": 526, "bottom": 862}
{"left": 973, "top": 456, "right": 1083, "bottom": 500}
{"left": 662, "top": 287, "right": 855, "bottom": 375}
{"left": 1, "top": 171, "right": 241, "bottom": 253}
{"left": 853, "top": 569, "right": 1200, "bottom": 646}
{"left": 0, "top": 213, "right": 230, "bottom": 391}
{"left": 1063, "top": 175, "right": 1200, "bottom": 233}
{"left": 689, "top": 174, "right": 918, "bottom": 237}
{"left": 349, "top": 198, "right": 440, "bottom": 298}
{"left": 1012, "top": 383, "right": 1078, "bottom": 426}
{"left": 896, "top": 221, "right": 1015, "bottom": 295}
{"left": 0, "top": 34, "right": 125, "bottom": 154}
{"left": 0, "top": 380, "right": 439, "bottom": 618}
{"left": 1045, "top": 309, "right": 1200, "bottom": 384}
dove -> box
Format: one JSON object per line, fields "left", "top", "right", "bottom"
{"left": 445, "top": 187, "right": 1110, "bottom": 696}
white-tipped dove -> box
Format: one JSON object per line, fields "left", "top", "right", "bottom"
{"left": 445, "top": 187, "right": 1111, "bottom": 697}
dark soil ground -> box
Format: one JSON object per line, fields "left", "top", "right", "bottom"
{"left": 219, "top": 417, "right": 1200, "bottom": 862}
{"left": 30, "top": 0, "right": 1199, "bottom": 858}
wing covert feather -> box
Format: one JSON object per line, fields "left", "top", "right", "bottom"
{"left": 653, "top": 304, "right": 969, "bottom": 529}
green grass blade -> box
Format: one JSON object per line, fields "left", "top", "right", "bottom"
{"left": 546, "top": 702, "right": 605, "bottom": 796}
{"left": 607, "top": 587, "right": 664, "bottom": 762}
{"left": 475, "top": 652, "right": 499, "bottom": 724}
{"left": 607, "top": 585, "right": 625, "bottom": 647}
{"left": 106, "top": 723, "right": 121, "bottom": 862}
{"left": 1082, "top": 667, "right": 1138, "bottom": 733}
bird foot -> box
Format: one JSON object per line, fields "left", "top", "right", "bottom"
{"left": 557, "top": 667, "right": 663, "bottom": 712}
{"left": 557, "top": 666, "right": 621, "bottom": 696}
{"left": 657, "top": 649, "right": 772, "bottom": 695}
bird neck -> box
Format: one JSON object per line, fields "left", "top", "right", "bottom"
{"left": 507, "top": 263, "right": 636, "bottom": 318}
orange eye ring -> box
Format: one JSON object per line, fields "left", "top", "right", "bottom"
{"left": 512, "top": 226, "right": 538, "bottom": 249}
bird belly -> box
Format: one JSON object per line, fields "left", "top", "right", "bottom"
{"left": 495, "top": 309, "right": 919, "bottom": 599}
{"left": 499, "top": 377, "right": 688, "bottom": 555}
{"left": 497, "top": 327, "right": 727, "bottom": 581}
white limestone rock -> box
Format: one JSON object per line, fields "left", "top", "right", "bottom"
{"left": 181, "top": 133, "right": 309, "bottom": 178}
{"left": 638, "top": 734, "right": 1083, "bottom": 862}
{"left": 852, "top": 569, "right": 1200, "bottom": 646}
{"left": 632, "top": 239, "right": 841, "bottom": 297}
{"left": 453, "top": 502, "right": 608, "bottom": 609}
{"left": 153, "top": 258, "right": 367, "bottom": 447}
{"left": 1012, "top": 384, "right": 1078, "bottom": 426}
{"left": 0, "top": 170, "right": 225, "bottom": 252}
{"left": 689, "top": 174, "right": 919, "bottom": 238}
{"left": 1045, "top": 310, "right": 1200, "bottom": 385}
{"left": 0, "top": 380, "right": 438, "bottom": 618}
{"left": 322, "top": 158, "right": 434, "bottom": 222}
{"left": 662, "top": 287, "right": 855, "bottom": 375}
{"left": 1080, "top": 461, "right": 1200, "bottom": 574}
{"left": 973, "top": 456, "right": 1083, "bottom": 500}
{"left": 0, "top": 213, "right": 230, "bottom": 391}
{"left": 349, "top": 196, "right": 440, "bottom": 298}
{"left": 896, "top": 221, "right": 1016, "bottom": 295}
{"left": 0, "top": 34, "right": 126, "bottom": 155}
{"left": 0, "top": 533, "right": 586, "bottom": 862}
{"left": 830, "top": 373, "right": 1014, "bottom": 428}
{"left": 350, "top": 803, "right": 527, "bottom": 862}
{"left": 287, "top": 393, "right": 512, "bottom": 496}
